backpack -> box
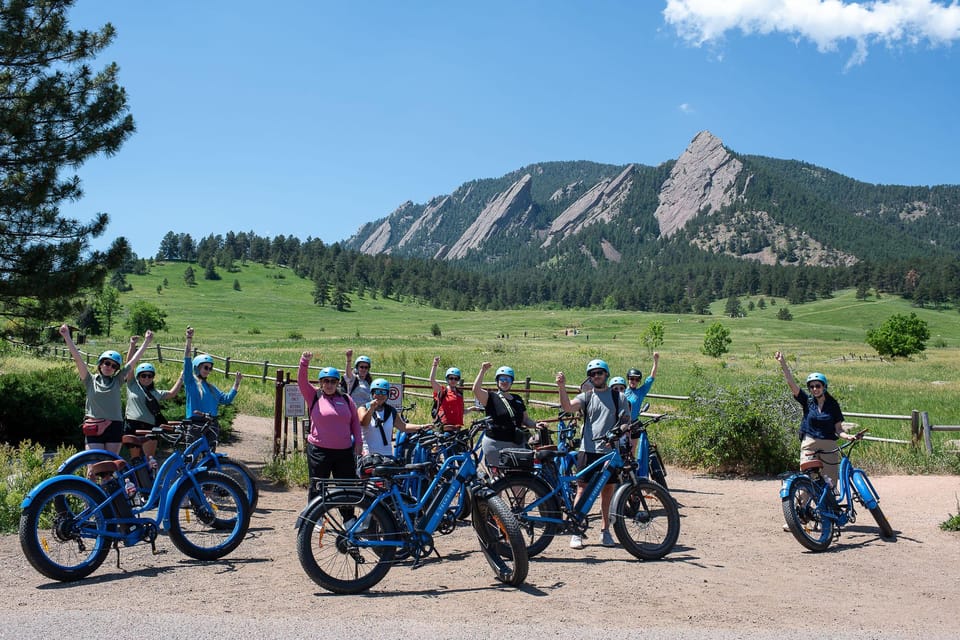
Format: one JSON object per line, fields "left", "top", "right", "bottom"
{"left": 371, "top": 403, "right": 397, "bottom": 447}
{"left": 338, "top": 374, "right": 360, "bottom": 396}
{"left": 430, "top": 387, "right": 447, "bottom": 422}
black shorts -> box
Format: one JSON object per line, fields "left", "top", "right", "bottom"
{"left": 576, "top": 451, "right": 618, "bottom": 486}
{"left": 85, "top": 420, "right": 124, "bottom": 445}
{"left": 124, "top": 419, "right": 155, "bottom": 435}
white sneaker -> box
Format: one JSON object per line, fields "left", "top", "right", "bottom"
{"left": 569, "top": 534, "right": 584, "bottom": 549}
{"left": 782, "top": 523, "right": 791, "bottom": 532}
{"left": 601, "top": 529, "right": 616, "bottom": 547}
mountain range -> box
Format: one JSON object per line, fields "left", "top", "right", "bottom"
{"left": 343, "top": 131, "right": 960, "bottom": 273}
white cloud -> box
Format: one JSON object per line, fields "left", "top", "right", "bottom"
{"left": 663, "top": 0, "right": 960, "bottom": 66}
{"left": 679, "top": 103, "right": 695, "bottom": 114}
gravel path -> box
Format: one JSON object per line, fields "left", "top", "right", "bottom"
{"left": 2, "top": 415, "right": 959, "bottom": 640}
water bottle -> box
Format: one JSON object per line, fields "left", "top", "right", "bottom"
{"left": 148, "top": 456, "right": 158, "bottom": 472}
{"left": 124, "top": 477, "right": 138, "bottom": 504}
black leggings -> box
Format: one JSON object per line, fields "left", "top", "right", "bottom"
{"left": 306, "top": 443, "right": 357, "bottom": 502}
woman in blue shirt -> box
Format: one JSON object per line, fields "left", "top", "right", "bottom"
{"left": 183, "top": 326, "right": 242, "bottom": 449}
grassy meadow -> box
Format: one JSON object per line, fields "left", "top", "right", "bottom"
{"left": 7, "top": 259, "right": 960, "bottom": 472}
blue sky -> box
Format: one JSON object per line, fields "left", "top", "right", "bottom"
{"left": 64, "top": 1, "right": 960, "bottom": 258}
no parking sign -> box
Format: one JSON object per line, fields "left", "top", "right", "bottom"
{"left": 387, "top": 383, "right": 403, "bottom": 410}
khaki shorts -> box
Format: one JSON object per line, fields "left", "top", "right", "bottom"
{"left": 800, "top": 436, "right": 841, "bottom": 486}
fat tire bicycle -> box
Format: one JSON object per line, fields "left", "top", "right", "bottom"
{"left": 489, "top": 415, "right": 680, "bottom": 559}
{"left": 55, "top": 415, "right": 259, "bottom": 514}
{"left": 19, "top": 431, "right": 251, "bottom": 582}
{"left": 780, "top": 430, "right": 895, "bottom": 552}
{"left": 295, "top": 419, "right": 528, "bottom": 594}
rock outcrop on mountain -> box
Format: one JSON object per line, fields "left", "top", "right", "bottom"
{"left": 398, "top": 196, "right": 449, "bottom": 249}
{"left": 445, "top": 174, "right": 533, "bottom": 260}
{"left": 654, "top": 131, "right": 743, "bottom": 238}
{"left": 541, "top": 165, "right": 634, "bottom": 248}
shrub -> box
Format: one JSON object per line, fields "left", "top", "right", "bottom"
{"left": 0, "top": 441, "right": 78, "bottom": 533}
{"left": 701, "top": 322, "right": 731, "bottom": 358}
{"left": 673, "top": 376, "right": 797, "bottom": 475}
{"left": 430, "top": 323, "right": 442, "bottom": 337}
{"left": 941, "top": 495, "right": 960, "bottom": 532}
{"left": 866, "top": 312, "right": 931, "bottom": 357}
{"left": 0, "top": 366, "right": 85, "bottom": 449}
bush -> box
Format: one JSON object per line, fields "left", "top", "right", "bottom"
{"left": 124, "top": 300, "right": 168, "bottom": 335}
{"left": 430, "top": 323, "right": 442, "bottom": 337}
{"left": 0, "top": 441, "right": 78, "bottom": 533}
{"left": 866, "top": 312, "right": 931, "bottom": 358}
{"left": 673, "top": 376, "right": 798, "bottom": 475}
{"left": 0, "top": 366, "right": 86, "bottom": 449}
{"left": 701, "top": 322, "right": 731, "bottom": 358}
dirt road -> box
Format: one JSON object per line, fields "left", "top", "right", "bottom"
{"left": 2, "top": 415, "right": 958, "bottom": 640}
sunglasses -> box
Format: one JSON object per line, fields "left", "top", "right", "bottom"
{"left": 496, "top": 376, "right": 513, "bottom": 384}
{"left": 138, "top": 372, "right": 155, "bottom": 379}
{"left": 372, "top": 390, "right": 388, "bottom": 396}
{"left": 100, "top": 361, "right": 119, "bottom": 369}
{"left": 807, "top": 383, "right": 823, "bottom": 390}
{"left": 447, "top": 376, "right": 461, "bottom": 381}
{"left": 320, "top": 378, "right": 338, "bottom": 383}
{"left": 198, "top": 364, "right": 213, "bottom": 371}
{"left": 588, "top": 370, "right": 606, "bottom": 377}
{"left": 627, "top": 376, "right": 642, "bottom": 381}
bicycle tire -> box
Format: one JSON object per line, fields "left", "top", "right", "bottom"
{"left": 212, "top": 457, "right": 260, "bottom": 513}
{"left": 648, "top": 451, "right": 668, "bottom": 490}
{"left": 167, "top": 470, "right": 251, "bottom": 560}
{"left": 489, "top": 473, "right": 560, "bottom": 558}
{"left": 296, "top": 493, "right": 398, "bottom": 594}
{"left": 781, "top": 475, "right": 833, "bottom": 552}
{"left": 19, "top": 478, "right": 114, "bottom": 582}
{"left": 611, "top": 479, "right": 680, "bottom": 560}
{"left": 471, "top": 494, "right": 528, "bottom": 587}
{"left": 57, "top": 450, "right": 121, "bottom": 478}
{"left": 869, "top": 505, "right": 895, "bottom": 539}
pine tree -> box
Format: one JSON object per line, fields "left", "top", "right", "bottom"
{"left": 0, "top": 0, "right": 136, "bottom": 320}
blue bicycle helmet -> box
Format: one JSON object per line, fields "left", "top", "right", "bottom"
{"left": 371, "top": 378, "right": 391, "bottom": 393}
{"left": 193, "top": 354, "right": 214, "bottom": 373}
{"left": 317, "top": 366, "right": 340, "bottom": 381}
{"left": 135, "top": 362, "right": 156, "bottom": 377}
{"left": 805, "top": 372, "right": 828, "bottom": 389}
{"left": 495, "top": 366, "right": 515, "bottom": 382}
{"left": 609, "top": 376, "right": 627, "bottom": 390}
{"left": 98, "top": 350, "right": 122, "bottom": 368}
{"left": 586, "top": 359, "right": 609, "bottom": 376}
{"left": 354, "top": 355, "right": 372, "bottom": 367}
{"left": 445, "top": 367, "right": 462, "bottom": 379}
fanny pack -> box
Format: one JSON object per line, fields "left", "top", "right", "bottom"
{"left": 81, "top": 417, "right": 112, "bottom": 436}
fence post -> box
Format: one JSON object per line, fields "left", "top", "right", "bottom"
{"left": 911, "top": 410, "right": 920, "bottom": 445}
{"left": 523, "top": 376, "right": 531, "bottom": 405}
{"left": 922, "top": 411, "right": 932, "bottom": 455}
{"left": 224, "top": 357, "right": 231, "bottom": 377}
{"left": 155, "top": 343, "right": 163, "bottom": 363}
{"left": 262, "top": 361, "right": 269, "bottom": 383}
{"left": 273, "top": 369, "right": 284, "bottom": 459}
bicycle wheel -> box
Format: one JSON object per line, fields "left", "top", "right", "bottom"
{"left": 781, "top": 475, "right": 833, "bottom": 552}
{"left": 57, "top": 450, "right": 120, "bottom": 479}
{"left": 213, "top": 457, "right": 259, "bottom": 513}
{"left": 648, "top": 450, "right": 668, "bottom": 490}
{"left": 19, "top": 478, "right": 114, "bottom": 582}
{"left": 489, "top": 473, "right": 560, "bottom": 558}
{"left": 296, "top": 493, "right": 398, "bottom": 594}
{"left": 611, "top": 479, "right": 680, "bottom": 560}
{"left": 869, "top": 505, "right": 895, "bottom": 539}
{"left": 471, "top": 494, "right": 528, "bottom": 587}
{"left": 167, "top": 471, "right": 251, "bottom": 560}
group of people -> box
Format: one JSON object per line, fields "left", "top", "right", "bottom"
{"left": 297, "top": 348, "right": 661, "bottom": 551}
{"left": 60, "top": 325, "right": 243, "bottom": 460}
{"left": 61, "top": 324, "right": 849, "bottom": 542}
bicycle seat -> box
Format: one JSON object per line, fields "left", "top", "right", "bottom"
{"left": 90, "top": 459, "right": 128, "bottom": 478}
{"left": 800, "top": 459, "right": 824, "bottom": 471}
{"left": 122, "top": 434, "right": 150, "bottom": 446}
{"left": 534, "top": 449, "right": 562, "bottom": 463}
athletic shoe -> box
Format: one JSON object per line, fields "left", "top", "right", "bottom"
{"left": 601, "top": 529, "right": 616, "bottom": 547}
{"left": 569, "top": 535, "right": 584, "bottom": 549}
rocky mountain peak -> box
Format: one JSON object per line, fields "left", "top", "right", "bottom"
{"left": 654, "top": 131, "right": 743, "bottom": 238}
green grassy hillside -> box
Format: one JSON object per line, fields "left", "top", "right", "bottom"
{"left": 81, "top": 261, "right": 957, "bottom": 434}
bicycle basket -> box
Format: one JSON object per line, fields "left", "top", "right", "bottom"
{"left": 498, "top": 448, "right": 535, "bottom": 471}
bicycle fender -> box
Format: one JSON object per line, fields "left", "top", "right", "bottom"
{"left": 778, "top": 473, "right": 806, "bottom": 500}
{"left": 20, "top": 475, "right": 106, "bottom": 508}
{"left": 56, "top": 449, "right": 122, "bottom": 475}
{"left": 850, "top": 469, "right": 880, "bottom": 510}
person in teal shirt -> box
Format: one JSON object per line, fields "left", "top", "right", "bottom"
{"left": 182, "top": 326, "right": 242, "bottom": 449}
{"left": 624, "top": 352, "right": 659, "bottom": 422}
